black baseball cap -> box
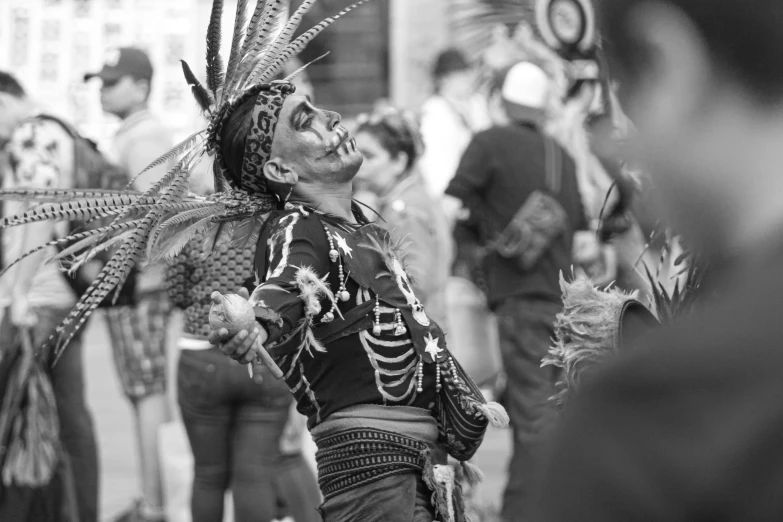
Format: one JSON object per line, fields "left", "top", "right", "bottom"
{"left": 84, "top": 47, "right": 153, "bottom": 83}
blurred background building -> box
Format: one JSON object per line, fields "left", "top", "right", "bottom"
{"left": 0, "top": 0, "right": 495, "bottom": 146}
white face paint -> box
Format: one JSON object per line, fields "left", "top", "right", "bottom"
{"left": 391, "top": 258, "right": 430, "bottom": 326}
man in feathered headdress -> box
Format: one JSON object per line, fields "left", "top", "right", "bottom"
{"left": 0, "top": 1, "right": 508, "bottom": 520}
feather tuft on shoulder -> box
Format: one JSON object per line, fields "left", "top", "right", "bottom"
{"left": 543, "top": 272, "right": 643, "bottom": 407}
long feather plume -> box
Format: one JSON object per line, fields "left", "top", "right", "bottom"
{"left": 181, "top": 60, "right": 214, "bottom": 114}
{"left": 243, "top": 0, "right": 317, "bottom": 88}
{"left": 230, "top": 0, "right": 291, "bottom": 91}
{"left": 229, "top": 212, "right": 268, "bottom": 249}
{"left": 58, "top": 229, "right": 137, "bottom": 275}
{"left": 223, "top": 0, "right": 252, "bottom": 91}
{"left": 284, "top": 51, "right": 329, "bottom": 82}
{"left": 206, "top": 0, "right": 226, "bottom": 96}
{"left": 49, "top": 220, "right": 151, "bottom": 359}
{"left": 0, "top": 219, "right": 141, "bottom": 279}
{"left": 150, "top": 215, "right": 221, "bottom": 262}
{"left": 0, "top": 188, "right": 142, "bottom": 201}
{"left": 146, "top": 205, "right": 225, "bottom": 258}
{"left": 124, "top": 130, "right": 204, "bottom": 191}
{"left": 256, "top": 0, "right": 370, "bottom": 84}
{"left": 2, "top": 201, "right": 130, "bottom": 229}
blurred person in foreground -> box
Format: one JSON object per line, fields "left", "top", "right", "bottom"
{"left": 0, "top": 71, "right": 99, "bottom": 522}
{"left": 419, "top": 48, "right": 490, "bottom": 200}
{"left": 84, "top": 47, "right": 174, "bottom": 522}
{"left": 446, "top": 61, "right": 588, "bottom": 522}
{"left": 166, "top": 237, "right": 320, "bottom": 522}
{"left": 353, "top": 105, "right": 452, "bottom": 326}
{"left": 536, "top": 1, "right": 783, "bottom": 521}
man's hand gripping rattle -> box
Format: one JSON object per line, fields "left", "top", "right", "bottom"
{"left": 207, "top": 288, "right": 284, "bottom": 379}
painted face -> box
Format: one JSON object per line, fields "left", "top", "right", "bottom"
{"left": 354, "top": 130, "right": 405, "bottom": 194}
{"left": 99, "top": 75, "right": 148, "bottom": 117}
{"left": 269, "top": 94, "right": 363, "bottom": 186}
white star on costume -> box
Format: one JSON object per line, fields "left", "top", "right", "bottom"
{"left": 333, "top": 232, "right": 353, "bottom": 258}
{"left": 424, "top": 333, "right": 442, "bottom": 360}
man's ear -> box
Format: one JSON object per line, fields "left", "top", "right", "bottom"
{"left": 263, "top": 158, "right": 299, "bottom": 186}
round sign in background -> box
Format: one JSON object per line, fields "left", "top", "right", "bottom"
{"left": 536, "top": 0, "right": 596, "bottom": 55}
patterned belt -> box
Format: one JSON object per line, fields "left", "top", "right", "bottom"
{"left": 315, "top": 427, "right": 429, "bottom": 500}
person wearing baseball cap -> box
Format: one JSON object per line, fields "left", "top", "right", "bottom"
{"left": 84, "top": 47, "right": 153, "bottom": 84}
{"left": 86, "top": 46, "right": 174, "bottom": 522}
{"left": 445, "top": 61, "right": 589, "bottom": 522}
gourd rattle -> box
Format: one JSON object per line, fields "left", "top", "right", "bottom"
{"left": 209, "top": 291, "right": 284, "bottom": 379}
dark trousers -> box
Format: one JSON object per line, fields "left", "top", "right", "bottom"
{"left": 0, "top": 307, "right": 100, "bottom": 522}
{"left": 177, "top": 348, "right": 321, "bottom": 522}
{"left": 496, "top": 298, "right": 561, "bottom": 522}
{"left": 318, "top": 473, "right": 435, "bottom": 522}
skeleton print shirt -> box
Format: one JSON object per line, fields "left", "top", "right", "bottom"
{"left": 249, "top": 206, "right": 446, "bottom": 429}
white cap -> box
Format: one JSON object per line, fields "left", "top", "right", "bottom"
{"left": 501, "top": 61, "right": 550, "bottom": 111}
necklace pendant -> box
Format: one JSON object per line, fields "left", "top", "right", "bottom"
{"left": 329, "top": 249, "right": 339, "bottom": 262}
{"left": 339, "top": 290, "right": 350, "bottom": 302}
{"left": 394, "top": 324, "right": 407, "bottom": 336}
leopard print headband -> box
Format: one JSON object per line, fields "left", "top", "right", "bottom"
{"left": 212, "top": 81, "right": 296, "bottom": 195}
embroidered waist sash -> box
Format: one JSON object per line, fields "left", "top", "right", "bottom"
{"left": 312, "top": 405, "right": 439, "bottom": 500}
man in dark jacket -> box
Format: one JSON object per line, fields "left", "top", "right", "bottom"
{"left": 446, "top": 61, "right": 587, "bottom": 522}
{"left": 537, "top": 1, "right": 783, "bottom": 521}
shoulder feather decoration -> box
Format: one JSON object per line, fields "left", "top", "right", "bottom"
{"left": 542, "top": 273, "right": 643, "bottom": 408}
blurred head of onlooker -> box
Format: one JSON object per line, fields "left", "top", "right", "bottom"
{"left": 432, "top": 48, "right": 476, "bottom": 101}
{"left": 354, "top": 105, "right": 423, "bottom": 195}
{"left": 489, "top": 61, "right": 550, "bottom": 127}
{"left": 85, "top": 47, "right": 153, "bottom": 120}
{"left": 598, "top": 0, "right": 783, "bottom": 256}
{"left": 0, "top": 71, "right": 32, "bottom": 147}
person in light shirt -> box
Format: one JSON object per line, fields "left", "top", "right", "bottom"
{"left": 84, "top": 47, "right": 174, "bottom": 522}
{"left": 418, "top": 48, "right": 490, "bottom": 200}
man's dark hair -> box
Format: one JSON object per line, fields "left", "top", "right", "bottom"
{"left": 597, "top": 0, "right": 783, "bottom": 103}
{"left": 220, "top": 94, "right": 255, "bottom": 189}
{"left": 0, "top": 70, "right": 26, "bottom": 98}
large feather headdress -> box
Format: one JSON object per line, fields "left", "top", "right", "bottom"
{"left": 0, "top": 0, "right": 369, "bottom": 359}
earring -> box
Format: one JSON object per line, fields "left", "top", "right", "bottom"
{"left": 284, "top": 186, "right": 293, "bottom": 203}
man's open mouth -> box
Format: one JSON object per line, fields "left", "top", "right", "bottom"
{"left": 329, "top": 128, "right": 351, "bottom": 154}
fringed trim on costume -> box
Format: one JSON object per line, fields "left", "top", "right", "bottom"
{"left": 475, "top": 401, "right": 510, "bottom": 428}
{"left": 460, "top": 460, "right": 485, "bottom": 488}
{"left": 422, "top": 450, "right": 470, "bottom": 522}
